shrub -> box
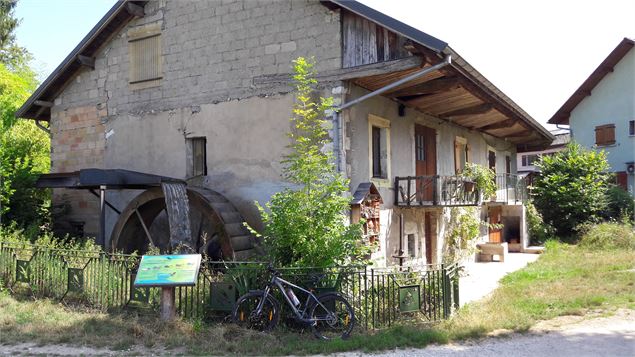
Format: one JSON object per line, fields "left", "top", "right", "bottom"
{"left": 578, "top": 222, "right": 635, "bottom": 250}
{"left": 253, "top": 58, "right": 366, "bottom": 268}
{"left": 525, "top": 201, "right": 555, "bottom": 245}
{"left": 602, "top": 186, "right": 634, "bottom": 222}
{"left": 533, "top": 142, "right": 610, "bottom": 238}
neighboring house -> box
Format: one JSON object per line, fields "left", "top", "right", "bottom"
{"left": 548, "top": 38, "right": 635, "bottom": 198}
{"left": 517, "top": 130, "right": 570, "bottom": 185}
{"left": 17, "top": 0, "right": 553, "bottom": 266}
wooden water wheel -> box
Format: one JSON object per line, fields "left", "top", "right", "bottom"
{"left": 109, "top": 186, "right": 259, "bottom": 260}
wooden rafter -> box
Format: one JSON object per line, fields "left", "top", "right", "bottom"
{"left": 390, "top": 76, "right": 459, "bottom": 97}
{"left": 478, "top": 119, "right": 517, "bottom": 131}
{"left": 439, "top": 103, "right": 492, "bottom": 117}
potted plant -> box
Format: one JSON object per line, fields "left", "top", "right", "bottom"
{"left": 461, "top": 163, "right": 496, "bottom": 200}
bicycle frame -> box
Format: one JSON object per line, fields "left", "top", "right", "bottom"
{"left": 256, "top": 273, "right": 335, "bottom": 323}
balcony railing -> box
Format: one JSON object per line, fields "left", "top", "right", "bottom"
{"left": 395, "top": 174, "right": 527, "bottom": 207}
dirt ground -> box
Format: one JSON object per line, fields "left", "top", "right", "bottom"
{"left": 1, "top": 310, "right": 633, "bottom": 356}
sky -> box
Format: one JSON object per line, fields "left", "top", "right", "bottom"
{"left": 14, "top": 0, "right": 635, "bottom": 128}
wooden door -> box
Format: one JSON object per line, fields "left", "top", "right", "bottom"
{"left": 415, "top": 125, "right": 436, "bottom": 202}
{"left": 488, "top": 206, "right": 502, "bottom": 243}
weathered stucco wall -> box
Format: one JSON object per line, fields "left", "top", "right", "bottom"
{"left": 48, "top": 0, "right": 343, "bottom": 237}
{"left": 344, "top": 84, "right": 519, "bottom": 266}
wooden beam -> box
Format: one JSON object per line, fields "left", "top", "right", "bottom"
{"left": 390, "top": 76, "right": 459, "bottom": 97}
{"left": 252, "top": 56, "right": 424, "bottom": 88}
{"left": 126, "top": 2, "right": 145, "bottom": 17}
{"left": 505, "top": 130, "right": 533, "bottom": 139}
{"left": 440, "top": 103, "right": 492, "bottom": 117}
{"left": 34, "top": 100, "right": 53, "bottom": 108}
{"left": 479, "top": 119, "right": 517, "bottom": 131}
{"left": 77, "top": 55, "right": 95, "bottom": 69}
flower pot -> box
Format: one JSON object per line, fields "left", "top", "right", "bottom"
{"left": 463, "top": 181, "right": 476, "bottom": 193}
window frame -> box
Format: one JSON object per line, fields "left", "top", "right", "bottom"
{"left": 454, "top": 136, "right": 469, "bottom": 174}
{"left": 187, "top": 137, "right": 207, "bottom": 178}
{"left": 368, "top": 114, "right": 391, "bottom": 187}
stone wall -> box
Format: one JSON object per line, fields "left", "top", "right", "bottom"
{"left": 49, "top": 105, "right": 106, "bottom": 237}
{"left": 47, "top": 0, "right": 344, "bottom": 238}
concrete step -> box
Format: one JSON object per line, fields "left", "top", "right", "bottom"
{"left": 230, "top": 235, "right": 255, "bottom": 251}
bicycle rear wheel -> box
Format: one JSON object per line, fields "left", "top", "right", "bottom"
{"left": 309, "top": 293, "right": 355, "bottom": 340}
{"left": 232, "top": 290, "right": 280, "bottom": 332}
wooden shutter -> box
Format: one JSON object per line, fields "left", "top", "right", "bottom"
{"left": 191, "top": 138, "right": 207, "bottom": 176}
{"left": 595, "top": 124, "right": 615, "bottom": 146}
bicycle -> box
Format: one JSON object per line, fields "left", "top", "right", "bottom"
{"left": 231, "top": 265, "right": 355, "bottom": 340}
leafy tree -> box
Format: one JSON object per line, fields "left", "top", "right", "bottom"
{"left": 533, "top": 143, "right": 610, "bottom": 237}
{"left": 0, "top": 0, "right": 29, "bottom": 68}
{"left": 0, "top": 60, "right": 49, "bottom": 229}
{"left": 253, "top": 57, "right": 365, "bottom": 268}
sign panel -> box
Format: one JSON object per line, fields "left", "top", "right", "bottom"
{"left": 399, "top": 285, "right": 421, "bottom": 313}
{"left": 134, "top": 254, "right": 202, "bottom": 287}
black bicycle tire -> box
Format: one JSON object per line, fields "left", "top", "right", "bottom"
{"left": 232, "top": 290, "right": 281, "bottom": 332}
{"left": 309, "top": 292, "right": 355, "bottom": 340}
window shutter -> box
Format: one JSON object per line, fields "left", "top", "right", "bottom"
{"left": 595, "top": 124, "right": 615, "bottom": 146}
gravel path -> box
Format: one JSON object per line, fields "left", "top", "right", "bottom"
{"left": 1, "top": 310, "right": 633, "bottom": 356}
{"left": 331, "top": 309, "right": 635, "bottom": 357}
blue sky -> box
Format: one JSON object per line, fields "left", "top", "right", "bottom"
{"left": 14, "top": 0, "right": 635, "bottom": 125}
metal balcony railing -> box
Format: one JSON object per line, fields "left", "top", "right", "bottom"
{"left": 395, "top": 174, "right": 527, "bottom": 207}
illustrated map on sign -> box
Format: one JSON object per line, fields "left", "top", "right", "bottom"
{"left": 134, "top": 254, "right": 202, "bottom": 287}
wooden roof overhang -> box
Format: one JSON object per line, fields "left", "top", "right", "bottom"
{"left": 15, "top": 1, "right": 148, "bottom": 122}
{"left": 351, "top": 49, "right": 553, "bottom": 150}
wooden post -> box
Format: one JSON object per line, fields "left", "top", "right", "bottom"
{"left": 160, "top": 287, "right": 176, "bottom": 321}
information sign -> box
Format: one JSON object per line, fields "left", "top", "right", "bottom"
{"left": 133, "top": 254, "right": 201, "bottom": 287}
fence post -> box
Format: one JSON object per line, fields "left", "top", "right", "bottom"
{"left": 453, "top": 269, "right": 460, "bottom": 310}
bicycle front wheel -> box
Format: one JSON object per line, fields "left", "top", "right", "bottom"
{"left": 309, "top": 293, "right": 355, "bottom": 340}
{"left": 232, "top": 290, "right": 280, "bottom": 332}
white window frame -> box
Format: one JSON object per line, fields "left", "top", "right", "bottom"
{"left": 368, "top": 114, "right": 391, "bottom": 187}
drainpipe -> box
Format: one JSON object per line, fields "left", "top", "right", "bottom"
{"left": 331, "top": 55, "right": 452, "bottom": 172}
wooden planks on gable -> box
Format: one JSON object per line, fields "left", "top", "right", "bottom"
{"left": 342, "top": 10, "right": 412, "bottom": 68}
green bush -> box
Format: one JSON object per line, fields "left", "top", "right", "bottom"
{"left": 578, "top": 222, "right": 635, "bottom": 250}
{"left": 533, "top": 143, "right": 610, "bottom": 238}
{"left": 253, "top": 58, "right": 366, "bottom": 268}
{"left": 602, "top": 186, "right": 634, "bottom": 222}
{"left": 525, "top": 201, "right": 555, "bottom": 245}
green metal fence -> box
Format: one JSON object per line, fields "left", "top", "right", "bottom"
{"left": 0, "top": 242, "right": 460, "bottom": 329}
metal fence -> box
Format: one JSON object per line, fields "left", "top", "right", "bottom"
{"left": 0, "top": 242, "right": 459, "bottom": 329}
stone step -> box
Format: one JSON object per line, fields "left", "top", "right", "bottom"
{"left": 220, "top": 211, "right": 243, "bottom": 224}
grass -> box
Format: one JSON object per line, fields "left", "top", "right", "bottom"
{"left": 0, "top": 241, "right": 633, "bottom": 355}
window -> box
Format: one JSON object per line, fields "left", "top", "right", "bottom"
{"left": 372, "top": 126, "right": 382, "bottom": 177}
{"left": 629, "top": 120, "right": 634, "bottom": 136}
{"left": 187, "top": 137, "right": 207, "bottom": 177}
{"left": 454, "top": 136, "right": 469, "bottom": 173}
{"left": 368, "top": 115, "right": 391, "bottom": 185}
{"left": 595, "top": 124, "right": 615, "bottom": 146}
{"left": 128, "top": 23, "right": 162, "bottom": 89}
{"left": 415, "top": 133, "right": 425, "bottom": 161}
{"left": 521, "top": 154, "right": 538, "bottom": 167}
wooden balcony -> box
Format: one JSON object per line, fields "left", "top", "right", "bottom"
{"left": 395, "top": 174, "right": 527, "bottom": 207}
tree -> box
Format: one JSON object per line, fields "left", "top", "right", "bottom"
{"left": 253, "top": 57, "right": 365, "bottom": 268}
{"left": 533, "top": 143, "right": 610, "bottom": 237}
{"left": 0, "top": 0, "right": 30, "bottom": 68}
